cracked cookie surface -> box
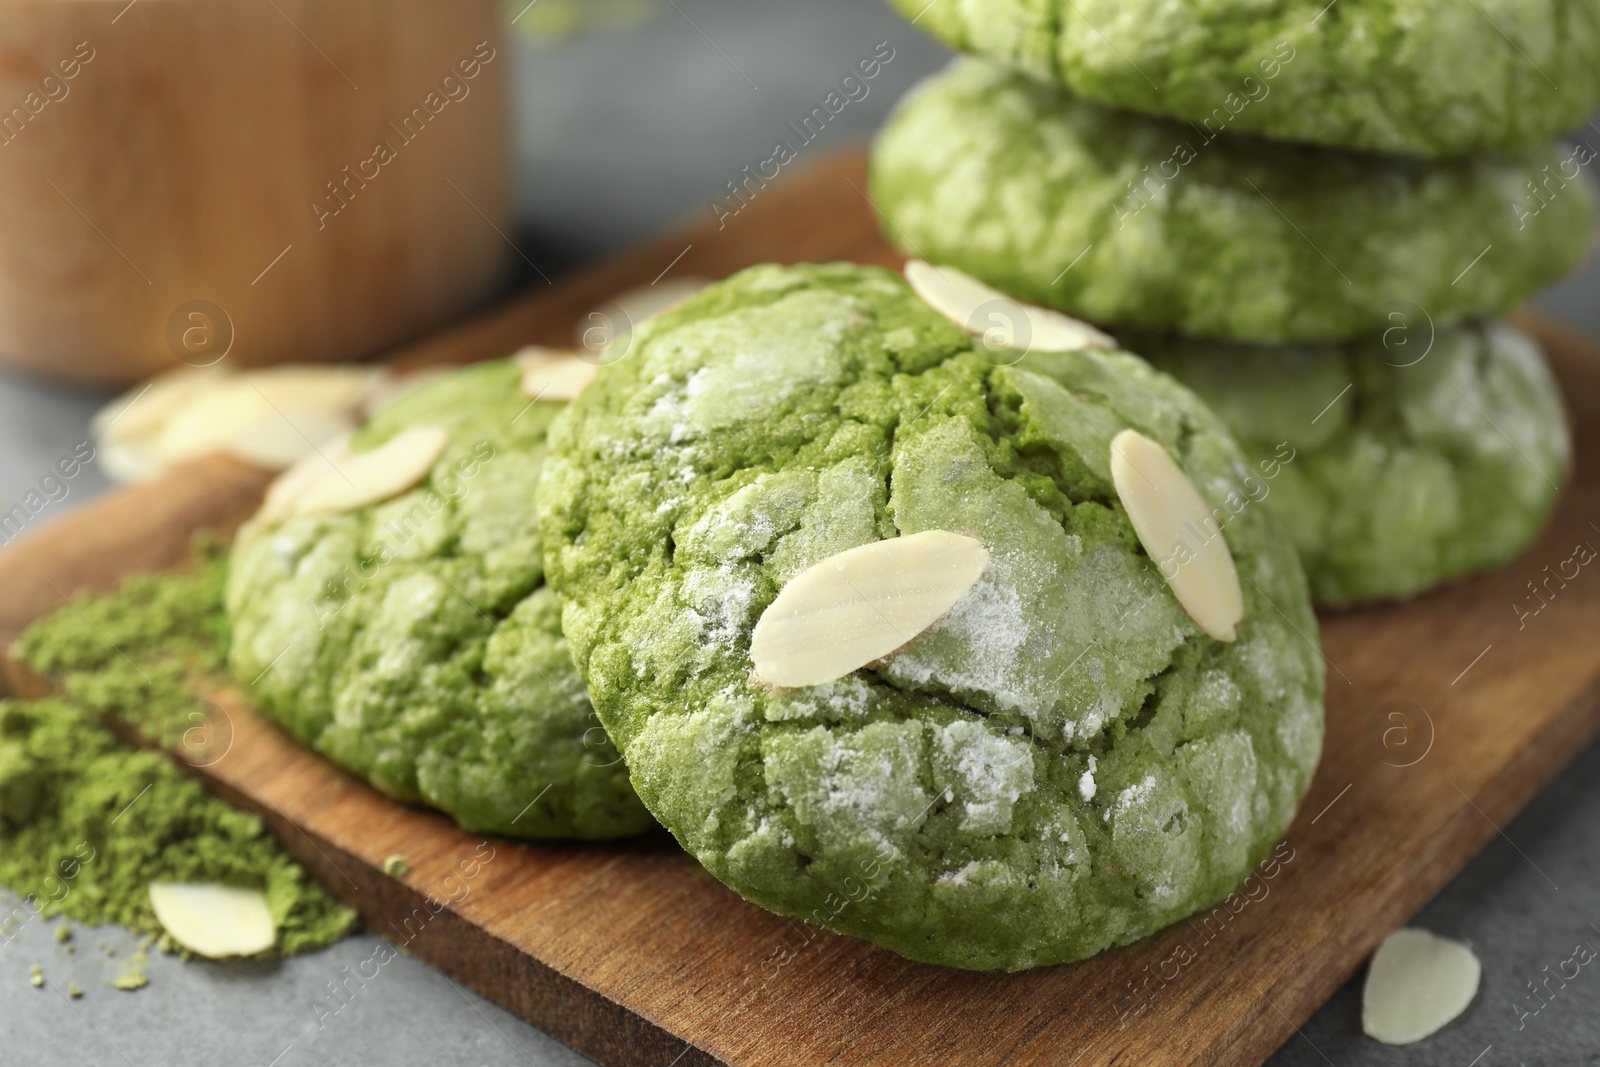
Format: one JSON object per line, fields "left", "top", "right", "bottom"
{"left": 226, "top": 359, "right": 653, "bottom": 840}
{"left": 870, "top": 59, "right": 1597, "bottom": 346}
{"left": 1139, "top": 321, "right": 1571, "bottom": 605}
{"left": 890, "top": 0, "right": 1600, "bottom": 157}
{"left": 540, "top": 263, "right": 1324, "bottom": 969}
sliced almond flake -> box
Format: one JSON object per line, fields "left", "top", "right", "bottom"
{"left": 148, "top": 882, "right": 276, "bottom": 958}
{"left": 1109, "top": 428, "right": 1243, "bottom": 642}
{"left": 92, "top": 365, "right": 231, "bottom": 449}
{"left": 903, "top": 259, "right": 1115, "bottom": 353}
{"left": 244, "top": 364, "right": 384, "bottom": 413}
{"left": 515, "top": 346, "right": 600, "bottom": 400}
{"left": 1362, "top": 928, "right": 1481, "bottom": 1044}
{"left": 93, "top": 364, "right": 386, "bottom": 482}
{"left": 222, "top": 404, "right": 356, "bottom": 471}
{"left": 93, "top": 366, "right": 233, "bottom": 482}
{"left": 750, "top": 530, "right": 989, "bottom": 688}
{"left": 150, "top": 380, "right": 280, "bottom": 465}
{"left": 290, "top": 425, "right": 449, "bottom": 518}
{"left": 148, "top": 367, "right": 380, "bottom": 469}
{"left": 256, "top": 434, "right": 355, "bottom": 524}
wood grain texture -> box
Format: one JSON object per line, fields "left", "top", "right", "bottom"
{"left": 0, "top": 0, "right": 509, "bottom": 387}
{"left": 3, "top": 148, "right": 1598, "bottom": 1066}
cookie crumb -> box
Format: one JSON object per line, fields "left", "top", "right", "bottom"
{"left": 383, "top": 854, "right": 411, "bottom": 878}
{"left": 28, "top": 964, "right": 43, "bottom": 988}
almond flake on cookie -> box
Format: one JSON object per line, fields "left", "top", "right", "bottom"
{"left": 904, "top": 259, "right": 1114, "bottom": 353}
{"left": 751, "top": 530, "right": 989, "bottom": 688}
{"left": 1110, "top": 428, "right": 1243, "bottom": 641}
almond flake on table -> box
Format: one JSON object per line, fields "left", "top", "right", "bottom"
{"left": 148, "top": 882, "right": 276, "bottom": 959}
{"left": 221, "top": 403, "right": 357, "bottom": 471}
{"left": 93, "top": 363, "right": 386, "bottom": 481}
{"left": 1362, "top": 928, "right": 1481, "bottom": 1044}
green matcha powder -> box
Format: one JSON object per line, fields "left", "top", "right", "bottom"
{"left": 0, "top": 537, "right": 356, "bottom": 959}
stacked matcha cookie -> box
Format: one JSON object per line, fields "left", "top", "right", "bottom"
{"left": 887, "top": 0, "right": 1600, "bottom": 158}
{"left": 227, "top": 356, "right": 653, "bottom": 840}
{"left": 1132, "top": 325, "right": 1569, "bottom": 604}
{"left": 541, "top": 262, "right": 1325, "bottom": 970}
{"left": 871, "top": 43, "right": 1593, "bottom": 602}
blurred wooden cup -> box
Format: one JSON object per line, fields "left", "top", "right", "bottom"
{"left": 0, "top": 0, "right": 511, "bottom": 387}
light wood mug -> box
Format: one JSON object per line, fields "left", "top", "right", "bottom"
{"left": 0, "top": 0, "right": 511, "bottom": 387}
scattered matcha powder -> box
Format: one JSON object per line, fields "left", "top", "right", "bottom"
{"left": 14, "top": 538, "right": 230, "bottom": 750}
{"left": 0, "top": 539, "right": 357, "bottom": 958}
{"left": 382, "top": 854, "right": 410, "bottom": 878}
{"left": 111, "top": 968, "right": 147, "bottom": 992}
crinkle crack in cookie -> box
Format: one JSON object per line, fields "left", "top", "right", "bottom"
{"left": 869, "top": 59, "right": 1597, "bottom": 345}
{"left": 888, "top": 0, "right": 1600, "bottom": 158}
{"left": 1138, "top": 321, "right": 1572, "bottom": 605}
{"left": 540, "top": 263, "right": 1325, "bottom": 970}
{"left": 227, "top": 358, "right": 653, "bottom": 839}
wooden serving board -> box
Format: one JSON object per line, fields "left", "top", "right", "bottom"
{"left": 5, "top": 148, "right": 1600, "bottom": 1066}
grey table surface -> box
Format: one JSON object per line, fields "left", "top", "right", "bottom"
{"left": 2, "top": 2, "right": 1598, "bottom": 1064}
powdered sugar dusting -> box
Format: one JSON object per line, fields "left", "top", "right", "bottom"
{"left": 1078, "top": 691, "right": 1123, "bottom": 739}
{"left": 881, "top": 568, "right": 1033, "bottom": 713}
{"left": 762, "top": 674, "right": 878, "bottom": 722}
{"left": 935, "top": 720, "right": 1033, "bottom": 835}
{"left": 935, "top": 859, "right": 1015, "bottom": 889}
{"left": 680, "top": 563, "right": 759, "bottom": 647}
{"left": 1110, "top": 772, "right": 1156, "bottom": 822}
{"left": 763, "top": 722, "right": 932, "bottom": 845}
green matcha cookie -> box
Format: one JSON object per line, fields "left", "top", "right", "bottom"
{"left": 889, "top": 0, "right": 1600, "bottom": 157}
{"left": 226, "top": 359, "right": 653, "bottom": 840}
{"left": 1137, "top": 321, "right": 1570, "bottom": 605}
{"left": 870, "top": 59, "right": 1596, "bottom": 345}
{"left": 540, "top": 262, "right": 1324, "bottom": 970}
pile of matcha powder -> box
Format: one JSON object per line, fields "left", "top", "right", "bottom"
{"left": 0, "top": 539, "right": 356, "bottom": 961}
